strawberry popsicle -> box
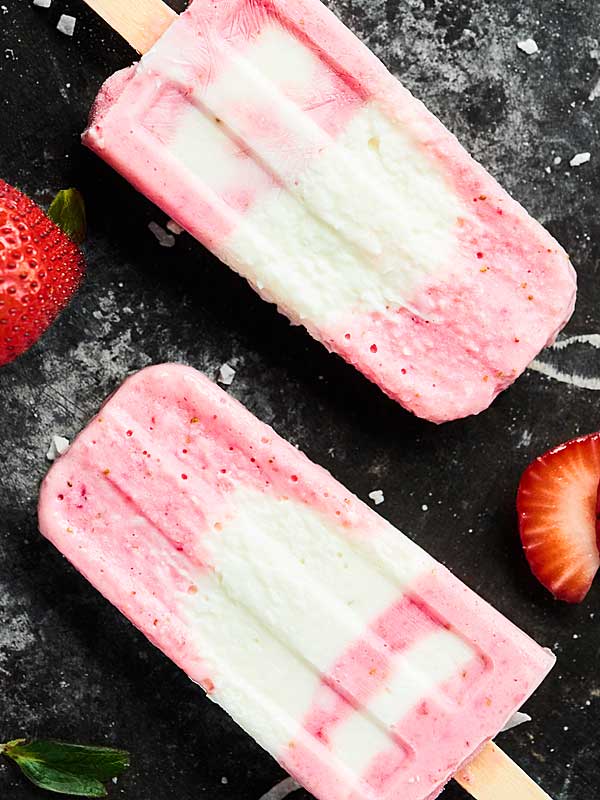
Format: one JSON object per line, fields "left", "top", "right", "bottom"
{"left": 39, "top": 364, "right": 555, "bottom": 800}
{"left": 83, "top": 0, "right": 576, "bottom": 423}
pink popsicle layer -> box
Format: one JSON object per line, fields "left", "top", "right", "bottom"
{"left": 83, "top": 0, "right": 575, "bottom": 423}
{"left": 38, "top": 365, "right": 555, "bottom": 800}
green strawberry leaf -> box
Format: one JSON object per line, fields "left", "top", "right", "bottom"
{"left": 1, "top": 739, "right": 130, "bottom": 797}
{"left": 48, "top": 188, "right": 87, "bottom": 244}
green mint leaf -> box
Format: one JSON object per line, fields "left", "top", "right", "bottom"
{"left": 6, "top": 740, "right": 130, "bottom": 780}
{"left": 2, "top": 740, "right": 130, "bottom": 797}
{"left": 47, "top": 188, "right": 87, "bottom": 244}
{"left": 11, "top": 760, "right": 107, "bottom": 797}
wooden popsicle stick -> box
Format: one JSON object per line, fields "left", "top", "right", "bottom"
{"left": 81, "top": 0, "right": 177, "bottom": 54}
{"left": 455, "top": 741, "right": 552, "bottom": 799}
{"left": 81, "top": 3, "right": 555, "bottom": 800}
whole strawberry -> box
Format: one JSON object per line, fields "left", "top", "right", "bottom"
{"left": 0, "top": 180, "right": 85, "bottom": 366}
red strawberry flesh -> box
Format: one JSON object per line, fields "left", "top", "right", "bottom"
{"left": 518, "top": 433, "right": 600, "bottom": 603}
{"left": 0, "top": 180, "right": 84, "bottom": 366}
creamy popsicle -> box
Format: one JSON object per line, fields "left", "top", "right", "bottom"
{"left": 83, "top": 0, "right": 576, "bottom": 423}
{"left": 39, "top": 364, "right": 555, "bottom": 800}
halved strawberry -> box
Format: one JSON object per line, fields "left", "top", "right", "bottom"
{"left": 517, "top": 433, "right": 600, "bottom": 603}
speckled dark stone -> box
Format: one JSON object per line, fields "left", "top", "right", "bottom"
{"left": 0, "top": 1, "right": 599, "bottom": 799}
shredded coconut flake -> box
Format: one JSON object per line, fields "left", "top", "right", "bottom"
{"left": 218, "top": 363, "right": 236, "bottom": 386}
{"left": 47, "top": 435, "right": 70, "bottom": 461}
{"left": 57, "top": 14, "right": 76, "bottom": 35}
{"left": 33, "top": 0, "right": 52, "bottom": 7}
{"left": 258, "top": 778, "right": 300, "bottom": 800}
{"left": 166, "top": 220, "right": 184, "bottom": 235}
{"left": 569, "top": 152, "right": 591, "bottom": 167}
{"left": 517, "top": 38, "right": 539, "bottom": 55}
{"left": 368, "top": 489, "right": 384, "bottom": 505}
{"left": 148, "top": 221, "right": 175, "bottom": 247}
{"left": 501, "top": 711, "right": 532, "bottom": 732}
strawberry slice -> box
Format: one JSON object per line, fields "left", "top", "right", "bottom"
{"left": 517, "top": 433, "right": 600, "bottom": 603}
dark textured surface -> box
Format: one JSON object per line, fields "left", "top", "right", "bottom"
{"left": 1, "top": 1, "right": 599, "bottom": 798}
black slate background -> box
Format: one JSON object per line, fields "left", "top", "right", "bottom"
{"left": 1, "top": 1, "right": 599, "bottom": 799}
